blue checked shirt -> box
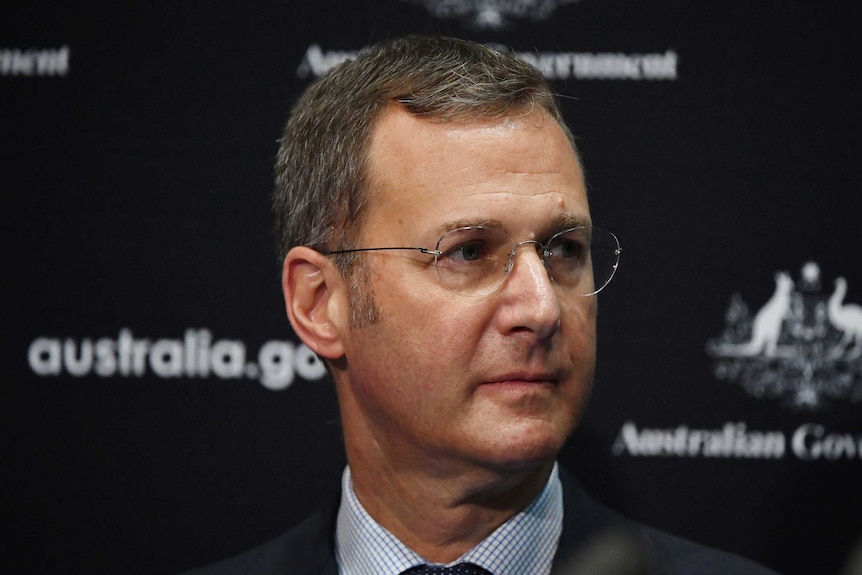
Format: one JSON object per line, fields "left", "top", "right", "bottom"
{"left": 335, "top": 463, "right": 563, "bottom": 575}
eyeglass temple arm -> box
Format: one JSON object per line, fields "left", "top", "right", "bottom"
{"left": 322, "top": 247, "right": 442, "bottom": 256}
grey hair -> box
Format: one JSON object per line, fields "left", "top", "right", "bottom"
{"left": 272, "top": 34, "right": 576, "bottom": 269}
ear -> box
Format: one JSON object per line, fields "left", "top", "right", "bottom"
{"left": 282, "top": 246, "right": 347, "bottom": 360}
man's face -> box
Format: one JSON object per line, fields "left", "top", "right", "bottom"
{"left": 334, "top": 107, "right": 597, "bottom": 476}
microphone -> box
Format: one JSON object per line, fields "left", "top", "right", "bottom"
{"left": 841, "top": 537, "right": 862, "bottom": 575}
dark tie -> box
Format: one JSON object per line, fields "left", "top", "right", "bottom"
{"left": 401, "top": 563, "right": 492, "bottom": 575}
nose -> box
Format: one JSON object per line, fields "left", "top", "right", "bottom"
{"left": 497, "top": 242, "right": 562, "bottom": 340}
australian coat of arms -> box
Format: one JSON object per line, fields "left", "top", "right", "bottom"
{"left": 707, "top": 262, "right": 862, "bottom": 409}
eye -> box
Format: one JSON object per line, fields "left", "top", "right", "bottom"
{"left": 437, "top": 227, "right": 496, "bottom": 264}
{"left": 449, "top": 240, "right": 486, "bottom": 262}
{"left": 435, "top": 226, "right": 506, "bottom": 275}
{"left": 547, "top": 236, "right": 587, "bottom": 262}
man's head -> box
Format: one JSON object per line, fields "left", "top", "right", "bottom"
{"left": 278, "top": 35, "right": 609, "bottom": 484}
{"left": 273, "top": 35, "right": 576, "bottom": 269}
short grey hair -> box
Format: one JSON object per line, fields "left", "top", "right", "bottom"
{"left": 272, "top": 34, "right": 576, "bottom": 270}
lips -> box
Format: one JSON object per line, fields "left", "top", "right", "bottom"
{"left": 482, "top": 373, "right": 558, "bottom": 386}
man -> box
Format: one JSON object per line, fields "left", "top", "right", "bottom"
{"left": 186, "top": 35, "right": 778, "bottom": 574}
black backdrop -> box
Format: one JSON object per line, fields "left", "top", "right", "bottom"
{"left": 4, "top": 2, "right": 861, "bottom": 574}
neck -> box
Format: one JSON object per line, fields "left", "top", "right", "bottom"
{"left": 349, "top": 457, "right": 554, "bottom": 563}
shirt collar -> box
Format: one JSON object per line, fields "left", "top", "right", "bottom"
{"left": 335, "top": 463, "right": 563, "bottom": 575}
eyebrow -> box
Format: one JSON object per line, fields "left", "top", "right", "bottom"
{"left": 435, "top": 213, "right": 592, "bottom": 236}
{"left": 552, "top": 213, "right": 592, "bottom": 230}
{"left": 436, "top": 218, "right": 505, "bottom": 234}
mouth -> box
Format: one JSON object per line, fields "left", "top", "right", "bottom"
{"left": 482, "top": 373, "right": 558, "bottom": 387}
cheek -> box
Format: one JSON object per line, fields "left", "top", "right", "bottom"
{"left": 348, "top": 308, "right": 487, "bottom": 426}
{"left": 407, "top": 303, "right": 491, "bottom": 370}
{"left": 575, "top": 295, "right": 598, "bottom": 321}
{"left": 380, "top": 297, "right": 494, "bottom": 396}
{"left": 563, "top": 298, "right": 598, "bottom": 352}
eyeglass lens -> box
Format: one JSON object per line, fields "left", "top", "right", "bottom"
{"left": 433, "top": 226, "right": 619, "bottom": 297}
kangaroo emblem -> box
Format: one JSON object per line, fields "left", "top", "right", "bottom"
{"left": 714, "top": 271, "right": 794, "bottom": 357}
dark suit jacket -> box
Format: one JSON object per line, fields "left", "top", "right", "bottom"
{"left": 182, "top": 469, "right": 779, "bottom": 575}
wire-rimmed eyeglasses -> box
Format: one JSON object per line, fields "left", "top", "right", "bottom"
{"left": 323, "top": 225, "right": 621, "bottom": 297}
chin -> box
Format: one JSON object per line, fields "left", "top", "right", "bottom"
{"left": 475, "top": 419, "right": 571, "bottom": 469}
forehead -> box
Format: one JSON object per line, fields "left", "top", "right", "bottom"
{"left": 363, "top": 106, "right": 589, "bottom": 240}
